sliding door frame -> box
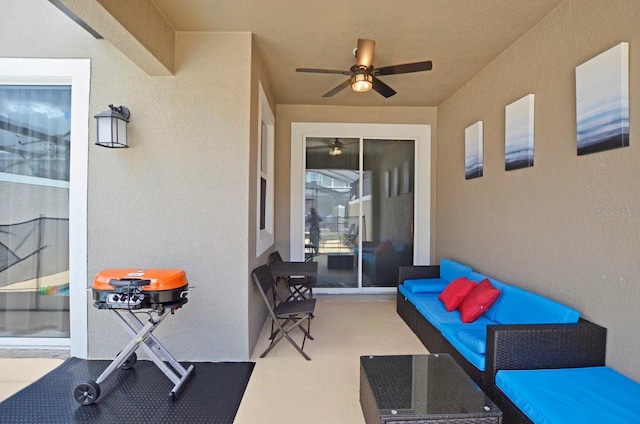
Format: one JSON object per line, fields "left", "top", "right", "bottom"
{"left": 0, "top": 58, "right": 89, "bottom": 356}
{"left": 290, "top": 123, "right": 431, "bottom": 293}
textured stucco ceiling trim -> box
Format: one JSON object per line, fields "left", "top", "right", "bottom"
{"left": 54, "top": 0, "right": 175, "bottom": 76}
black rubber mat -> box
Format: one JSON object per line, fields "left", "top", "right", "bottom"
{"left": 0, "top": 357, "right": 254, "bottom": 424}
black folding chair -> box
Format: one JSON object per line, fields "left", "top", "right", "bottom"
{"left": 252, "top": 265, "right": 316, "bottom": 360}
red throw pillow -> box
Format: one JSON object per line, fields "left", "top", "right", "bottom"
{"left": 375, "top": 241, "right": 392, "bottom": 254}
{"left": 458, "top": 278, "right": 501, "bottom": 323}
{"left": 438, "top": 277, "right": 476, "bottom": 311}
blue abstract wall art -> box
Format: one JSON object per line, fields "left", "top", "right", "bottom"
{"left": 505, "top": 94, "right": 535, "bottom": 171}
{"left": 465, "top": 121, "right": 483, "bottom": 180}
{"left": 575, "top": 42, "right": 629, "bottom": 156}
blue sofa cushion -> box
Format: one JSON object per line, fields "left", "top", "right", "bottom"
{"left": 403, "top": 278, "right": 449, "bottom": 294}
{"left": 414, "top": 298, "right": 462, "bottom": 330}
{"left": 398, "top": 283, "right": 413, "bottom": 300}
{"left": 391, "top": 241, "right": 405, "bottom": 252}
{"left": 440, "top": 259, "right": 472, "bottom": 283}
{"left": 457, "top": 328, "right": 487, "bottom": 354}
{"left": 492, "top": 285, "right": 580, "bottom": 325}
{"left": 361, "top": 252, "right": 375, "bottom": 267}
{"left": 399, "top": 285, "right": 439, "bottom": 307}
{"left": 496, "top": 367, "right": 640, "bottom": 424}
{"left": 439, "top": 322, "right": 496, "bottom": 371}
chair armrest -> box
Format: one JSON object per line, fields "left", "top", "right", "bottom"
{"left": 483, "top": 318, "right": 607, "bottom": 397}
{"left": 398, "top": 266, "right": 440, "bottom": 285}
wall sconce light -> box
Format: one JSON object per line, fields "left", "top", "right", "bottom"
{"left": 94, "top": 104, "right": 130, "bottom": 148}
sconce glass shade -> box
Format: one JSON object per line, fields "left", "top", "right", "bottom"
{"left": 351, "top": 73, "right": 373, "bottom": 92}
{"left": 95, "top": 105, "right": 130, "bottom": 148}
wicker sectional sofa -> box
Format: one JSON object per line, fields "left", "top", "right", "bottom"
{"left": 396, "top": 260, "right": 607, "bottom": 392}
{"left": 396, "top": 259, "right": 640, "bottom": 422}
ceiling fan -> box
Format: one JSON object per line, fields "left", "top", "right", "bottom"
{"left": 327, "top": 139, "right": 344, "bottom": 156}
{"left": 307, "top": 138, "right": 354, "bottom": 156}
{"left": 296, "top": 38, "right": 432, "bottom": 98}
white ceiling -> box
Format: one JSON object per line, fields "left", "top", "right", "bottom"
{"left": 150, "top": 0, "right": 563, "bottom": 107}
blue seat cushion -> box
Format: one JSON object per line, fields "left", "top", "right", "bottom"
{"left": 496, "top": 367, "right": 640, "bottom": 424}
{"left": 414, "top": 298, "right": 464, "bottom": 330}
{"left": 456, "top": 328, "right": 487, "bottom": 354}
{"left": 439, "top": 321, "right": 496, "bottom": 371}
{"left": 403, "top": 278, "right": 449, "bottom": 294}
{"left": 439, "top": 259, "right": 472, "bottom": 283}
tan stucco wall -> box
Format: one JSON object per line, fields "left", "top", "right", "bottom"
{"left": 95, "top": 0, "right": 175, "bottom": 73}
{"left": 275, "top": 105, "right": 438, "bottom": 260}
{"left": 248, "top": 39, "right": 276, "bottom": 356}
{"left": 436, "top": 0, "right": 640, "bottom": 380}
{"left": 1, "top": 1, "right": 253, "bottom": 360}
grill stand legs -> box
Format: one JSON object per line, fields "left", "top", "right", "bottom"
{"left": 75, "top": 308, "right": 195, "bottom": 405}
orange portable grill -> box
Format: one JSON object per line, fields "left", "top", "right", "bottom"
{"left": 74, "top": 269, "right": 195, "bottom": 406}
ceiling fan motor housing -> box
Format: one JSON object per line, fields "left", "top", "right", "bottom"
{"left": 296, "top": 38, "right": 432, "bottom": 98}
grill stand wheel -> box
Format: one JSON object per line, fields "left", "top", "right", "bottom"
{"left": 120, "top": 351, "right": 137, "bottom": 370}
{"left": 74, "top": 380, "right": 100, "bottom": 405}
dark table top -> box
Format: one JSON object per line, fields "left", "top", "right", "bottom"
{"left": 360, "top": 354, "right": 501, "bottom": 421}
{"left": 268, "top": 261, "right": 318, "bottom": 277}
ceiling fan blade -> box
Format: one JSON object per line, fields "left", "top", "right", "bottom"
{"left": 374, "top": 61, "right": 433, "bottom": 76}
{"left": 371, "top": 77, "right": 396, "bottom": 98}
{"left": 322, "top": 79, "right": 352, "bottom": 98}
{"left": 356, "top": 39, "right": 375, "bottom": 68}
{"left": 296, "top": 68, "right": 351, "bottom": 75}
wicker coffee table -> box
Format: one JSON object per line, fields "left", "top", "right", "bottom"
{"left": 360, "top": 354, "right": 502, "bottom": 423}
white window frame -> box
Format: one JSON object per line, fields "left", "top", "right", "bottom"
{"left": 256, "top": 81, "right": 274, "bottom": 256}
{"left": 0, "top": 59, "right": 90, "bottom": 356}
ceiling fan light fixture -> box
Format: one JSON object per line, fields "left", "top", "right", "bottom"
{"left": 329, "top": 145, "right": 342, "bottom": 156}
{"left": 351, "top": 73, "right": 373, "bottom": 92}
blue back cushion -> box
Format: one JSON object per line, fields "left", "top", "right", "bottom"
{"left": 493, "top": 285, "right": 580, "bottom": 324}
{"left": 391, "top": 241, "right": 405, "bottom": 252}
{"left": 404, "top": 278, "right": 449, "bottom": 293}
{"left": 439, "top": 259, "right": 472, "bottom": 282}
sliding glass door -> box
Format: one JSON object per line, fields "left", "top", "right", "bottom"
{"left": 291, "top": 122, "right": 431, "bottom": 295}
{"left": 0, "top": 58, "right": 89, "bottom": 354}
{"left": 303, "top": 136, "right": 415, "bottom": 292}
{"left": 305, "top": 138, "right": 360, "bottom": 288}
{"left": 361, "top": 139, "right": 414, "bottom": 288}
{"left": 0, "top": 85, "right": 71, "bottom": 339}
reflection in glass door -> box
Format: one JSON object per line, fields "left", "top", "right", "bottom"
{"left": 361, "top": 139, "right": 414, "bottom": 288}
{"left": 304, "top": 137, "right": 414, "bottom": 290}
{"left": 305, "top": 137, "right": 359, "bottom": 288}
{"left": 0, "top": 85, "right": 71, "bottom": 338}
